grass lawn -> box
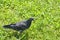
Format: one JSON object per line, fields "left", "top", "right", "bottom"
{"left": 0, "top": 0, "right": 60, "bottom": 40}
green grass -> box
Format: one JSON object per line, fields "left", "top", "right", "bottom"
{"left": 0, "top": 0, "right": 60, "bottom": 40}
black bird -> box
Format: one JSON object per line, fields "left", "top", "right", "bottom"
{"left": 3, "top": 18, "right": 34, "bottom": 33}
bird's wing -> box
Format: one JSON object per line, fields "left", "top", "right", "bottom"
{"left": 15, "top": 21, "right": 27, "bottom": 30}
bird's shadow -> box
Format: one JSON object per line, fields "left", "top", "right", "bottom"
{"left": 13, "top": 31, "right": 29, "bottom": 40}
{"left": 3, "top": 29, "right": 29, "bottom": 40}
{"left": 20, "top": 32, "right": 29, "bottom": 40}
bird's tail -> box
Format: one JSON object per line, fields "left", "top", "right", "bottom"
{"left": 3, "top": 25, "right": 13, "bottom": 29}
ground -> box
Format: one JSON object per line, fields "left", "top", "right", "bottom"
{"left": 0, "top": 0, "right": 60, "bottom": 40}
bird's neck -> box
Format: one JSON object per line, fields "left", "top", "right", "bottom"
{"left": 27, "top": 19, "right": 32, "bottom": 23}
{"left": 27, "top": 19, "right": 32, "bottom": 26}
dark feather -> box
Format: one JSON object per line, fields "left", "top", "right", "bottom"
{"left": 3, "top": 18, "right": 34, "bottom": 32}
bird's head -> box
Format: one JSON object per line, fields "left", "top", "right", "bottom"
{"left": 27, "top": 17, "right": 34, "bottom": 22}
{"left": 29, "top": 17, "right": 34, "bottom": 21}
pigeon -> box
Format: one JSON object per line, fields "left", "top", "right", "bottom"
{"left": 3, "top": 18, "right": 34, "bottom": 33}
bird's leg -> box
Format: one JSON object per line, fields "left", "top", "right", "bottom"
{"left": 19, "top": 30, "right": 24, "bottom": 33}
